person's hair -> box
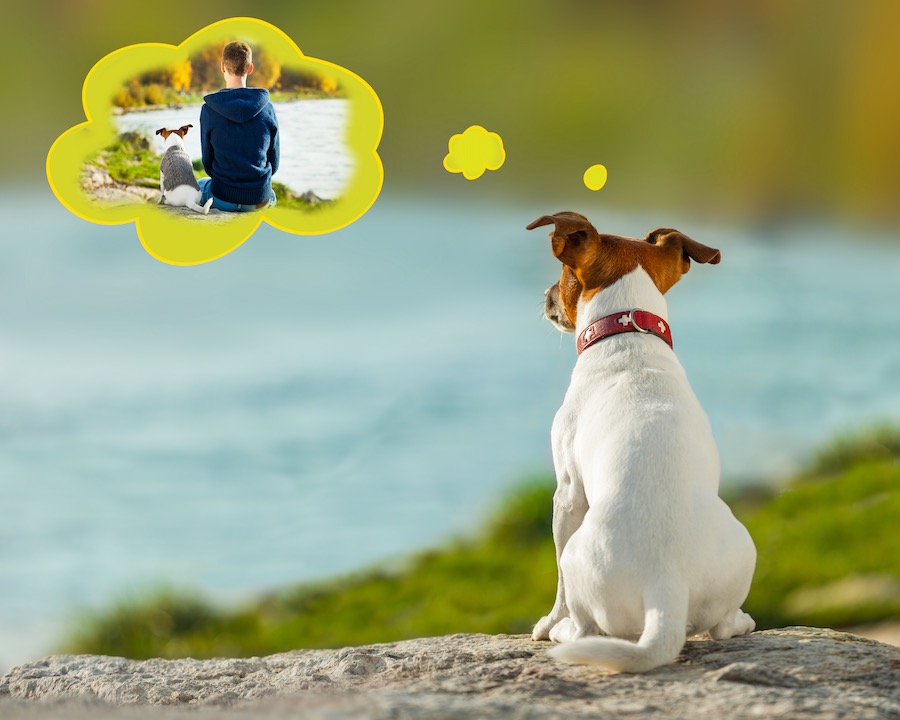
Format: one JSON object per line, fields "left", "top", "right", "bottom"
{"left": 222, "top": 41, "right": 252, "bottom": 76}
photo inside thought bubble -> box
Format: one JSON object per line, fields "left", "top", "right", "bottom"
{"left": 47, "top": 17, "right": 384, "bottom": 265}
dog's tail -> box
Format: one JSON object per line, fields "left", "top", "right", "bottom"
{"left": 185, "top": 197, "right": 214, "bottom": 215}
{"left": 548, "top": 585, "right": 688, "bottom": 673}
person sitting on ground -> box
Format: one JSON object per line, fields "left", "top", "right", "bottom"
{"left": 198, "top": 41, "right": 280, "bottom": 212}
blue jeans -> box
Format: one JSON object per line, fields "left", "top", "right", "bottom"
{"left": 198, "top": 178, "right": 276, "bottom": 212}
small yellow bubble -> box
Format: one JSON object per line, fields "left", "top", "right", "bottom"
{"left": 583, "top": 164, "right": 608, "bottom": 191}
{"left": 443, "top": 125, "right": 506, "bottom": 180}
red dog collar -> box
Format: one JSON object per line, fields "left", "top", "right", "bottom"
{"left": 576, "top": 309, "right": 673, "bottom": 355}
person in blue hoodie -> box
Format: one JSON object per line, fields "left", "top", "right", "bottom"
{"left": 198, "top": 42, "right": 280, "bottom": 212}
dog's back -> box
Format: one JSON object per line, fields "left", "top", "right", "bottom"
{"left": 156, "top": 125, "right": 212, "bottom": 214}
{"left": 160, "top": 146, "right": 200, "bottom": 192}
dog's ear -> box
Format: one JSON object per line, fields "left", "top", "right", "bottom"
{"left": 646, "top": 228, "right": 720, "bottom": 275}
{"left": 527, "top": 212, "right": 598, "bottom": 263}
{"left": 178, "top": 124, "right": 193, "bottom": 136}
{"left": 155, "top": 128, "right": 167, "bottom": 136}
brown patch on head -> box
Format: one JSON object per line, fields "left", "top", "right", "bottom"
{"left": 526, "top": 211, "right": 595, "bottom": 262}
{"left": 528, "top": 213, "right": 720, "bottom": 327}
{"left": 544, "top": 268, "right": 581, "bottom": 330}
{"left": 639, "top": 227, "right": 721, "bottom": 295}
{"left": 559, "top": 267, "right": 582, "bottom": 325}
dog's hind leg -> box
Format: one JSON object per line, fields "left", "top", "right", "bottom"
{"left": 549, "top": 616, "right": 600, "bottom": 644}
{"left": 709, "top": 609, "right": 755, "bottom": 639}
{"left": 532, "top": 470, "right": 588, "bottom": 641}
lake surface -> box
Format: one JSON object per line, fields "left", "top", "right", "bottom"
{"left": 114, "top": 99, "right": 352, "bottom": 199}
{"left": 1, "top": 192, "right": 899, "bottom": 672}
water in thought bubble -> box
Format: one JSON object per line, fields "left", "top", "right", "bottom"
{"left": 46, "top": 17, "right": 384, "bottom": 265}
{"left": 584, "top": 164, "right": 608, "bottom": 191}
{"left": 443, "top": 125, "right": 506, "bottom": 180}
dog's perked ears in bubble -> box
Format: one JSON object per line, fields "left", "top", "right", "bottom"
{"left": 155, "top": 124, "right": 194, "bottom": 141}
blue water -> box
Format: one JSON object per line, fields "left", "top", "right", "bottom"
{"left": 114, "top": 100, "right": 352, "bottom": 198}
{"left": 1, "top": 189, "right": 899, "bottom": 672}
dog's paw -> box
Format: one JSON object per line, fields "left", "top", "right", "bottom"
{"left": 548, "top": 617, "right": 580, "bottom": 644}
{"left": 532, "top": 614, "right": 559, "bottom": 641}
{"left": 734, "top": 610, "right": 756, "bottom": 636}
{"left": 709, "top": 609, "right": 756, "bottom": 640}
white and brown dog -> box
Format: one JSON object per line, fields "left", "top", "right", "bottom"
{"left": 155, "top": 125, "right": 213, "bottom": 215}
{"left": 529, "top": 211, "right": 755, "bottom": 673}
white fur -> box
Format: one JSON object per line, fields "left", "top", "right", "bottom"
{"left": 159, "top": 134, "right": 213, "bottom": 215}
{"left": 533, "top": 267, "right": 756, "bottom": 672}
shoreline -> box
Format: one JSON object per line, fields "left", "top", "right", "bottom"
{"left": 112, "top": 91, "right": 345, "bottom": 116}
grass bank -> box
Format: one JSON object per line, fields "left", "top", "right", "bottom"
{"left": 64, "top": 428, "right": 900, "bottom": 659}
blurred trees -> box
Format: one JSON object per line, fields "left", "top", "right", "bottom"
{"left": 168, "top": 60, "right": 192, "bottom": 92}
{"left": 190, "top": 45, "right": 224, "bottom": 90}
{"left": 112, "top": 43, "right": 339, "bottom": 109}
{"left": 252, "top": 50, "right": 282, "bottom": 90}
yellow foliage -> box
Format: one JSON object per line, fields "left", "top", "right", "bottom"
{"left": 168, "top": 61, "right": 192, "bottom": 92}
{"left": 190, "top": 44, "right": 226, "bottom": 90}
{"left": 112, "top": 87, "right": 135, "bottom": 108}
{"left": 143, "top": 84, "right": 166, "bottom": 106}
{"left": 318, "top": 74, "right": 338, "bottom": 94}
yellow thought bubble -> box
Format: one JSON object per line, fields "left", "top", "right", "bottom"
{"left": 443, "top": 125, "right": 506, "bottom": 180}
{"left": 583, "top": 164, "right": 608, "bottom": 191}
{"left": 46, "top": 17, "right": 384, "bottom": 266}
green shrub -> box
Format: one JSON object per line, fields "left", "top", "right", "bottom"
{"left": 92, "top": 132, "right": 158, "bottom": 186}
{"left": 801, "top": 424, "right": 900, "bottom": 477}
{"left": 740, "top": 455, "right": 900, "bottom": 628}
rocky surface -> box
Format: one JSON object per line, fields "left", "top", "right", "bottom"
{"left": 81, "top": 164, "right": 160, "bottom": 205}
{"left": 80, "top": 164, "right": 236, "bottom": 222}
{"left": 2, "top": 628, "right": 899, "bottom": 719}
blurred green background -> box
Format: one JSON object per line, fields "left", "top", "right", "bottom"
{"left": 10, "top": 0, "right": 900, "bottom": 221}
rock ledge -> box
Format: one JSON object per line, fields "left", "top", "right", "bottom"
{"left": 1, "top": 627, "right": 898, "bottom": 719}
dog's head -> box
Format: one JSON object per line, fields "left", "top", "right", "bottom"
{"left": 155, "top": 125, "right": 193, "bottom": 143}
{"left": 527, "top": 211, "right": 720, "bottom": 332}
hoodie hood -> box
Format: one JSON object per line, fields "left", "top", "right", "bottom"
{"left": 203, "top": 88, "right": 271, "bottom": 124}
